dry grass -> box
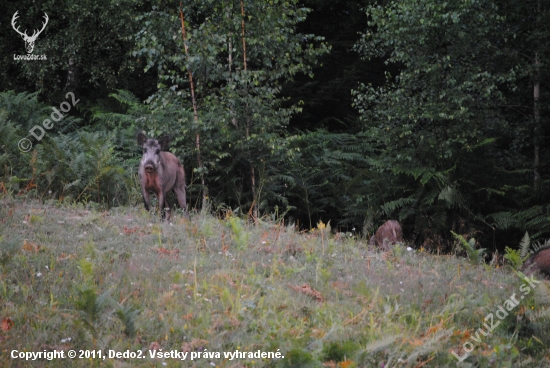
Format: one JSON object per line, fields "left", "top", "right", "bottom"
{"left": 1, "top": 198, "right": 549, "bottom": 367}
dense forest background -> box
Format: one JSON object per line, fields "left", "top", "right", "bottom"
{"left": 1, "top": 0, "right": 549, "bottom": 252}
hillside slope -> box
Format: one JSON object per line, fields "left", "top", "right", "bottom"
{"left": 0, "top": 199, "right": 549, "bottom": 367}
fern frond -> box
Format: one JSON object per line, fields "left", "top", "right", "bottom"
{"left": 451, "top": 231, "right": 486, "bottom": 264}
{"left": 362, "top": 334, "right": 401, "bottom": 354}
{"left": 520, "top": 232, "right": 531, "bottom": 259}
{"left": 116, "top": 304, "right": 140, "bottom": 337}
{"left": 381, "top": 197, "right": 415, "bottom": 216}
{"left": 490, "top": 211, "right": 516, "bottom": 230}
{"left": 504, "top": 247, "right": 523, "bottom": 269}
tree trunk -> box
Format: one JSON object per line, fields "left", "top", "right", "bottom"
{"left": 180, "top": 5, "right": 207, "bottom": 209}
{"left": 227, "top": 8, "right": 237, "bottom": 128}
{"left": 533, "top": 52, "right": 541, "bottom": 192}
{"left": 533, "top": 0, "right": 542, "bottom": 193}
{"left": 63, "top": 58, "right": 76, "bottom": 94}
{"left": 241, "top": 1, "right": 258, "bottom": 220}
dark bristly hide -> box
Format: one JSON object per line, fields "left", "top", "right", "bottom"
{"left": 137, "top": 132, "right": 187, "bottom": 221}
{"left": 521, "top": 246, "right": 550, "bottom": 279}
{"left": 369, "top": 220, "right": 403, "bottom": 251}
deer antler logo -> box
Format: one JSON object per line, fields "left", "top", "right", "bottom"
{"left": 11, "top": 11, "right": 49, "bottom": 54}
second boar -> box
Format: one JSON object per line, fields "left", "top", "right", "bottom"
{"left": 369, "top": 220, "right": 403, "bottom": 251}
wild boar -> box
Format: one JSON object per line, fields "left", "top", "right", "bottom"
{"left": 369, "top": 220, "right": 403, "bottom": 251}
{"left": 521, "top": 246, "right": 550, "bottom": 279}
{"left": 137, "top": 132, "right": 187, "bottom": 221}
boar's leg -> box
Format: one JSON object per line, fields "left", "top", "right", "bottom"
{"left": 162, "top": 201, "right": 172, "bottom": 221}
{"left": 382, "top": 238, "right": 391, "bottom": 251}
{"left": 158, "top": 192, "right": 171, "bottom": 221}
{"left": 174, "top": 181, "right": 187, "bottom": 216}
{"left": 141, "top": 188, "right": 151, "bottom": 211}
{"left": 174, "top": 189, "right": 187, "bottom": 215}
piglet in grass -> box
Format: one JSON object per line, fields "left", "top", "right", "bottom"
{"left": 369, "top": 220, "right": 403, "bottom": 251}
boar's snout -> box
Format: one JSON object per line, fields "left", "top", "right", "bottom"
{"left": 144, "top": 162, "right": 156, "bottom": 173}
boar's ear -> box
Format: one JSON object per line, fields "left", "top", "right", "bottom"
{"left": 158, "top": 135, "right": 173, "bottom": 151}
{"left": 137, "top": 132, "right": 148, "bottom": 146}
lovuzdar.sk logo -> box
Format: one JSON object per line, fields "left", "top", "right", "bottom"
{"left": 12, "top": 11, "right": 48, "bottom": 61}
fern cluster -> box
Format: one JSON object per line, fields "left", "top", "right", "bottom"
{"left": 74, "top": 245, "right": 140, "bottom": 341}
{"left": 2, "top": 82, "right": 550, "bottom": 247}
{"left": 451, "top": 231, "right": 486, "bottom": 264}
{"left": 0, "top": 91, "right": 132, "bottom": 206}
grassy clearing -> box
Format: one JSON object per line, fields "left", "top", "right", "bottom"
{"left": 1, "top": 198, "right": 550, "bottom": 367}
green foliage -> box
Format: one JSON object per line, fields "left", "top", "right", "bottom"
{"left": 349, "top": 0, "right": 550, "bottom": 246}
{"left": 2, "top": 0, "right": 550, "bottom": 247}
{"left": 131, "top": 0, "right": 329, "bottom": 212}
{"left": 91, "top": 89, "right": 160, "bottom": 167}
{"left": 74, "top": 286, "right": 115, "bottom": 339}
{"left": 2, "top": 0, "right": 149, "bottom": 100}
{"left": 321, "top": 340, "right": 359, "bottom": 363}
{"left": 0, "top": 91, "right": 51, "bottom": 133}
{"left": 489, "top": 207, "right": 550, "bottom": 244}
{"left": 0, "top": 91, "right": 130, "bottom": 205}
{"left": 74, "top": 252, "right": 124, "bottom": 340}
{"left": 228, "top": 216, "right": 248, "bottom": 250}
{"left": 78, "top": 258, "right": 95, "bottom": 286}
{"left": 511, "top": 270, "right": 550, "bottom": 352}
{"left": 74, "top": 286, "right": 100, "bottom": 325}
{"left": 520, "top": 232, "right": 532, "bottom": 259}
{"left": 356, "top": 335, "right": 402, "bottom": 366}
{"left": 504, "top": 247, "right": 524, "bottom": 270}
{"left": 451, "top": 231, "right": 485, "bottom": 265}
{"left": 116, "top": 304, "right": 140, "bottom": 337}
{"left": 282, "top": 130, "right": 373, "bottom": 230}
{"left": 514, "top": 206, "right": 550, "bottom": 240}
{"left": 2, "top": 198, "right": 550, "bottom": 365}
{"left": 34, "top": 131, "right": 131, "bottom": 206}
{"left": 277, "top": 349, "right": 321, "bottom": 368}
{"left": 0, "top": 92, "right": 47, "bottom": 187}
{"left": 0, "top": 118, "right": 22, "bottom": 181}
{"left": 515, "top": 231, "right": 550, "bottom": 264}
{"left": 0, "top": 234, "right": 20, "bottom": 268}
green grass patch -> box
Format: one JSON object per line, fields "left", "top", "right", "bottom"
{"left": 1, "top": 198, "right": 550, "bottom": 367}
